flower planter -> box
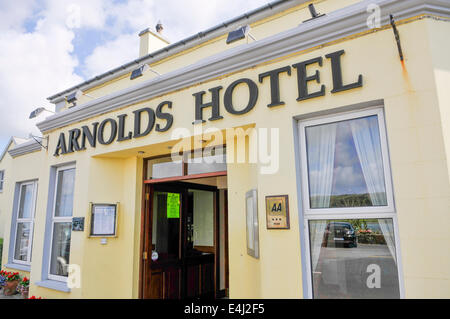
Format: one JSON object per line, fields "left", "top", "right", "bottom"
{"left": 21, "top": 287, "right": 29, "bottom": 299}
{"left": 3, "top": 280, "right": 19, "bottom": 296}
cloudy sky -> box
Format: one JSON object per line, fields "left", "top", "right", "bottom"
{"left": 0, "top": 0, "right": 270, "bottom": 153}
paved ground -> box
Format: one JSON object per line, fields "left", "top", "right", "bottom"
{"left": 0, "top": 289, "right": 24, "bottom": 299}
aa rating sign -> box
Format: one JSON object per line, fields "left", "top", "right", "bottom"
{"left": 265, "top": 195, "right": 290, "bottom": 229}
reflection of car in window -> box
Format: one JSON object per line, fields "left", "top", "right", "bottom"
{"left": 322, "top": 222, "right": 357, "bottom": 248}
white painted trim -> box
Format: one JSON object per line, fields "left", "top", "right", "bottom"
{"left": 35, "top": 279, "right": 70, "bottom": 293}
{"left": 37, "top": 0, "right": 450, "bottom": 133}
{"left": 298, "top": 108, "right": 395, "bottom": 215}
{"left": 46, "top": 165, "right": 75, "bottom": 283}
{"left": 0, "top": 136, "right": 28, "bottom": 162}
{"left": 12, "top": 180, "right": 38, "bottom": 266}
{"left": 8, "top": 139, "right": 41, "bottom": 158}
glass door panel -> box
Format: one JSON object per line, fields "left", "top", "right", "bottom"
{"left": 152, "top": 191, "right": 181, "bottom": 262}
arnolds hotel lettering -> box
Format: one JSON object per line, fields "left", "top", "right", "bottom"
{"left": 54, "top": 49, "right": 363, "bottom": 156}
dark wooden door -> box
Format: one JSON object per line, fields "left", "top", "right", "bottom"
{"left": 143, "top": 183, "right": 218, "bottom": 299}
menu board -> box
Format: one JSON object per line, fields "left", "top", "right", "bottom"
{"left": 167, "top": 193, "right": 180, "bottom": 219}
{"left": 90, "top": 204, "right": 117, "bottom": 237}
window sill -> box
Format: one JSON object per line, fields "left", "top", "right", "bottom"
{"left": 4, "top": 263, "right": 31, "bottom": 272}
{"left": 35, "top": 280, "right": 70, "bottom": 293}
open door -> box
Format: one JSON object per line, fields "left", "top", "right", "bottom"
{"left": 141, "top": 182, "right": 221, "bottom": 299}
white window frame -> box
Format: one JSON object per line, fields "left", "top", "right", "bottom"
{"left": 47, "top": 165, "right": 75, "bottom": 282}
{"left": 298, "top": 108, "right": 395, "bottom": 216}
{"left": 0, "top": 170, "right": 5, "bottom": 192}
{"left": 12, "top": 181, "right": 38, "bottom": 265}
{"left": 297, "top": 107, "right": 404, "bottom": 299}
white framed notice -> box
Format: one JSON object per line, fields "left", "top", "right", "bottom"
{"left": 89, "top": 203, "right": 119, "bottom": 237}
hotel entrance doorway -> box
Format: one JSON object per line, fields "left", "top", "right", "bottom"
{"left": 140, "top": 179, "right": 229, "bottom": 299}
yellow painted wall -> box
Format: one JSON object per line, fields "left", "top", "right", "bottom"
{"left": 0, "top": 148, "right": 43, "bottom": 278}
{"left": 1, "top": 1, "right": 449, "bottom": 300}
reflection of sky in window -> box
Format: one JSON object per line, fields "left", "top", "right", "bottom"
{"left": 331, "top": 119, "right": 368, "bottom": 196}
{"left": 307, "top": 116, "right": 383, "bottom": 197}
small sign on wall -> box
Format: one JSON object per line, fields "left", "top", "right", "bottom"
{"left": 72, "top": 217, "right": 85, "bottom": 231}
{"left": 265, "top": 195, "right": 290, "bottom": 229}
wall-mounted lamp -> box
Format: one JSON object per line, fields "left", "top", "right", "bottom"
{"left": 130, "top": 64, "right": 160, "bottom": 80}
{"left": 226, "top": 25, "right": 256, "bottom": 44}
{"left": 303, "top": 4, "right": 325, "bottom": 22}
{"left": 66, "top": 89, "right": 95, "bottom": 107}
{"left": 29, "top": 107, "right": 55, "bottom": 119}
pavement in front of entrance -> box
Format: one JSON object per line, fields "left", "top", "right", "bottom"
{"left": 0, "top": 289, "right": 24, "bottom": 299}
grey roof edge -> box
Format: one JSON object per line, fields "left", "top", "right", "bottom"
{"left": 47, "top": 0, "right": 307, "bottom": 103}
{"left": 0, "top": 137, "right": 28, "bottom": 162}
{"left": 8, "top": 139, "right": 42, "bottom": 158}
{"left": 37, "top": 0, "right": 450, "bottom": 133}
{"left": 0, "top": 137, "right": 15, "bottom": 162}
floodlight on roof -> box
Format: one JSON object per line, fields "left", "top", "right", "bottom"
{"left": 130, "top": 64, "right": 160, "bottom": 80}
{"left": 65, "top": 89, "right": 94, "bottom": 105}
{"left": 29, "top": 107, "right": 55, "bottom": 119}
{"left": 303, "top": 4, "right": 325, "bottom": 22}
{"left": 226, "top": 25, "right": 256, "bottom": 44}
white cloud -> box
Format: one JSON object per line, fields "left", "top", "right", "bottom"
{"left": 0, "top": 9, "right": 82, "bottom": 144}
{"left": 0, "top": 0, "right": 270, "bottom": 152}
{"left": 83, "top": 33, "right": 139, "bottom": 77}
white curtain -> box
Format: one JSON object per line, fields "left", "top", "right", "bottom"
{"left": 310, "top": 221, "right": 327, "bottom": 272}
{"left": 378, "top": 219, "right": 397, "bottom": 264}
{"left": 307, "top": 123, "right": 338, "bottom": 208}
{"left": 350, "top": 117, "right": 396, "bottom": 263}
{"left": 349, "top": 117, "right": 387, "bottom": 206}
{"left": 306, "top": 123, "right": 337, "bottom": 272}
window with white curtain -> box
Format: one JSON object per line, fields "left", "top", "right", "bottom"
{"left": 0, "top": 170, "right": 5, "bottom": 192}
{"left": 13, "top": 181, "right": 37, "bottom": 264}
{"left": 298, "top": 108, "right": 401, "bottom": 299}
{"left": 48, "top": 165, "right": 75, "bottom": 281}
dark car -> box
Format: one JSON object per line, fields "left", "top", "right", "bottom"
{"left": 322, "top": 222, "right": 357, "bottom": 248}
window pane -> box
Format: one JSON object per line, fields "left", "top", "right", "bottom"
{"left": 188, "top": 154, "right": 227, "bottom": 175}
{"left": 152, "top": 161, "right": 183, "bottom": 179}
{"left": 306, "top": 115, "right": 387, "bottom": 208}
{"left": 14, "top": 222, "right": 31, "bottom": 262}
{"left": 191, "top": 190, "right": 214, "bottom": 248}
{"left": 18, "top": 184, "right": 34, "bottom": 219}
{"left": 55, "top": 168, "right": 75, "bottom": 217}
{"left": 152, "top": 192, "right": 180, "bottom": 262}
{"left": 309, "top": 218, "right": 399, "bottom": 299}
{"left": 49, "top": 222, "right": 72, "bottom": 277}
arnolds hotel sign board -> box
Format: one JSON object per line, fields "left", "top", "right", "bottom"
{"left": 54, "top": 49, "right": 362, "bottom": 156}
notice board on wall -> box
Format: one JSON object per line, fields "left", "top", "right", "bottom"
{"left": 89, "top": 203, "right": 118, "bottom": 237}
{"left": 167, "top": 193, "right": 180, "bottom": 219}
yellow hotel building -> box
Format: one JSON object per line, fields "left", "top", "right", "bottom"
{"left": 1, "top": 0, "right": 450, "bottom": 299}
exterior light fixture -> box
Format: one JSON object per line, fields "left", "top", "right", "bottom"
{"left": 29, "top": 107, "right": 55, "bottom": 119}
{"left": 130, "top": 64, "right": 161, "bottom": 80}
{"left": 65, "top": 90, "right": 95, "bottom": 106}
{"left": 66, "top": 91, "right": 79, "bottom": 104}
{"left": 303, "top": 4, "right": 325, "bottom": 22}
{"left": 226, "top": 25, "right": 256, "bottom": 44}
